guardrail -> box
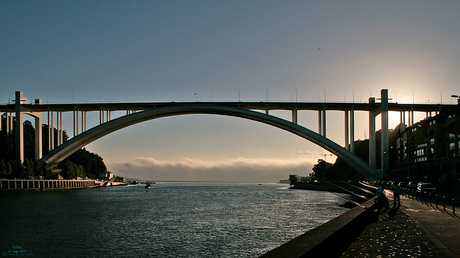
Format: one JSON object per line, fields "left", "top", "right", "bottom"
{"left": 0, "top": 179, "right": 97, "bottom": 191}
{"left": 401, "top": 188, "right": 459, "bottom": 216}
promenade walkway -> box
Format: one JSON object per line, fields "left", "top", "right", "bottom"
{"left": 342, "top": 192, "right": 460, "bottom": 257}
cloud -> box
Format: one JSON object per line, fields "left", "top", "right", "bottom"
{"left": 107, "top": 156, "right": 317, "bottom": 183}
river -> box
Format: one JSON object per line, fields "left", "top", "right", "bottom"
{"left": 0, "top": 182, "right": 350, "bottom": 257}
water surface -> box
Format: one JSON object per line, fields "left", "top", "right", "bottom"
{"left": 0, "top": 183, "right": 349, "bottom": 257}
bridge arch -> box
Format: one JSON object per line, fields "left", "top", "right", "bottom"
{"left": 41, "top": 104, "right": 377, "bottom": 179}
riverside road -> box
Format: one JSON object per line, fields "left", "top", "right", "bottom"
{"left": 342, "top": 189, "right": 460, "bottom": 257}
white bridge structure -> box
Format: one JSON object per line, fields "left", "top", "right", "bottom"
{"left": 1, "top": 89, "right": 451, "bottom": 180}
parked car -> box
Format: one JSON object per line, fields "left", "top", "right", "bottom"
{"left": 408, "top": 181, "right": 418, "bottom": 190}
{"left": 398, "top": 181, "right": 407, "bottom": 188}
{"left": 416, "top": 183, "right": 437, "bottom": 194}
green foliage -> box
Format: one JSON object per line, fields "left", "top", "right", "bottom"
{"left": 327, "top": 140, "right": 369, "bottom": 182}
{"left": 0, "top": 159, "right": 13, "bottom": 178}
{"left": 66, "top": 148, "right": 106, "bottom": 179}
{"left": 114, "top": 176, "right": 125, "bottom": 183}
{"left": 0, "top": 118, "right": 106, "bottom": 179}
{"left": 312, "top": 159, "right": 333, "bottom": 181}
{"left": 58, "top": 160, "right": 86, "bottom": 179}
{"left": 0, "top": 130, "right": 14, "bottom": 161}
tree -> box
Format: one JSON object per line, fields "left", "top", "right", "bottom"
{"left": 0, "top": 119, "right": 105, "bottom": 179}
{"left": 66, "top": 148, "right": 106, "bottom": 178}
{"left": 312, "top": 159, "right": 332, "bottom": 181}
{"left": 0, "top": 159, "right": 12, "bottom": 178}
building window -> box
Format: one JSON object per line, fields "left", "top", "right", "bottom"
{"left": 430, "top": 138, "right": 435, "bottom": 145}
{"left": 449, "top": 142, "right": 456, "bottom": 151}
{"left": 417, "top": 149, "right": 425, "bottom": 156}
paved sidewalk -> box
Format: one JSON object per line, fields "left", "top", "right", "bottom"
{"left": 342, "top": 193, "right": 460, "bottom": 257}
{"left": 401, "top": 195, "right": 460, "bottom": 257}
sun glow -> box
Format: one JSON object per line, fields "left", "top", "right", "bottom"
{"left": 389, "top": 111, "right": 401, "bottom": 128}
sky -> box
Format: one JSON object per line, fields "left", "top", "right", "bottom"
{"left": 1, "top": 1, "right": 460, "bottom": 182}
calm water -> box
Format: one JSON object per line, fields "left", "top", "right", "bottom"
{"left": 0, "top": 183, "right": 349, "bottom": 257}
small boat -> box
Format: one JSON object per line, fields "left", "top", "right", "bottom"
{"left": 145, "top": 181, "right": 151, "bottom": 188}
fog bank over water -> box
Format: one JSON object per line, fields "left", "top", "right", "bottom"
{"left": 108, "top": 156, "right": 319, "bottom": 182}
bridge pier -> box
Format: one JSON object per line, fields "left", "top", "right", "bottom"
{"left": 318, "top": 110, "right": 322, "bottom": 135}
{"left": 34, "top": 99, "right": 42, "bottom": 159}
{"left": 368, "top": 89, "right": 389, "bottom": 179}
{"left": 345, "top": 111, "right": 349, "bottom": 149}
{"left": 350, "top": 107, "right": 355, "bottom": 153}
{"left": 15, "top": 91, "right": 24, "bottom": 163}
{"left": 381, "top": 89, "right": 389, "bottom": 178}
{"left": 369, "top": 110, "right": 377, "bottom": 170}
{"left": 322, "top": 106, "right": 326, "bottom": 137}
{"left": 15, "top": 91, "right": 43, "bottom": 162}
{"left": 292, "top": 106, "right": 297, "bottom": 124}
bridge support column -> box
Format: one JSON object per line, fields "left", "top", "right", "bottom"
{"left": 47, "top": 108, "right": 51, "bottom": 151}
{"left": 381, "top": 89, "right": 389, "bottom": 178}
{"left": 73, "top": 108, "right": 78, "bottom": 137}
{"left": 400, "top": 111, "right": 406, "bottom": 131}
{"left": 292, "top": 106, "right": 297, "bottom": 124}
{"left": 81, "top": 111, "right": 87, "bottom": 132}
{"left": 322, "top": 107, "right": 326, "bottom": 137}
{"left": 345, "top": 111, "right": 349, "bottom": 149}
{"left": 50, "top": 110, "right": 54, "bottom": 150}
{"left": 57, "top": 111, "right": 63, "bottom": 146}
{"left": 15, "top": 91, "right": 24, "bottom": 164}
{"left": 411, "top": 107, "right": 414, "bottom": 125}
{"left": 6, "top": 112, "right": 11, "bottom": 134}
{"left": 57, "top": 111, "right": 60, "bottom": 146}
{"left": 369, "top": 111, "right": 377, "bottom": 170}
{"left": 9, "top": 112, "right": 13, "bottom": 133}
{"left": 318, "top": 110, "right": 322, "bottom": 135}
{"left": 34, "top": 99, "right": 42, "bottom": 159}
{"left": 350, "top": 107, "right": 355, "bottom": 153}
{"left": 84, "top": 111, "right": 87, "bottom": 131}
{"left": 100, "top": 107, "right": 104, "bottom": 124}
{"left": 60, "top": 112, "right": 63, "bottom": 144}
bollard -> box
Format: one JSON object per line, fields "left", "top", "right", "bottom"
{"left": 443, "top": 196, "right": 446, "bottom": 211}
{"left": 436, "top": 194, "right": 438, "bottom": 209}
{"left": 452, "top": 198, "right": 455, "bottom": 214}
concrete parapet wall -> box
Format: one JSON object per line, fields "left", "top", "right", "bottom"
{"left": 291, "top": 182, "right": 349, "bottom": 193}
{"left": 0, "top": 179, "right": 97, "bottom": 190}
{"left": 260, "top": 199, "right": 377, "bottom": 258}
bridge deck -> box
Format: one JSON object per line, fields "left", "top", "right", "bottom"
{"left": 0, "top": 101, "right": 454, "bottom": 113}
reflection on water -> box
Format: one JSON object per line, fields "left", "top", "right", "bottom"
{"left": 0, "top": 183, "right": 349, "bottom": 257}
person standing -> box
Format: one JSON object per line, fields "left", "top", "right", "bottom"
{"left": 390, "top": 182, "right": 400, "bottom": 209}
{"left": 376, "top": 185, "right": 389, "bottom": 210}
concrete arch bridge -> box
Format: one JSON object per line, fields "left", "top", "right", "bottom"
{"left": 1, "top": 90, "right": 452, "bottom": 180}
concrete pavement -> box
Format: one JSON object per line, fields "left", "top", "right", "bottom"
{"left": 400, "top": 194, "right": 460, "bottom": 257}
